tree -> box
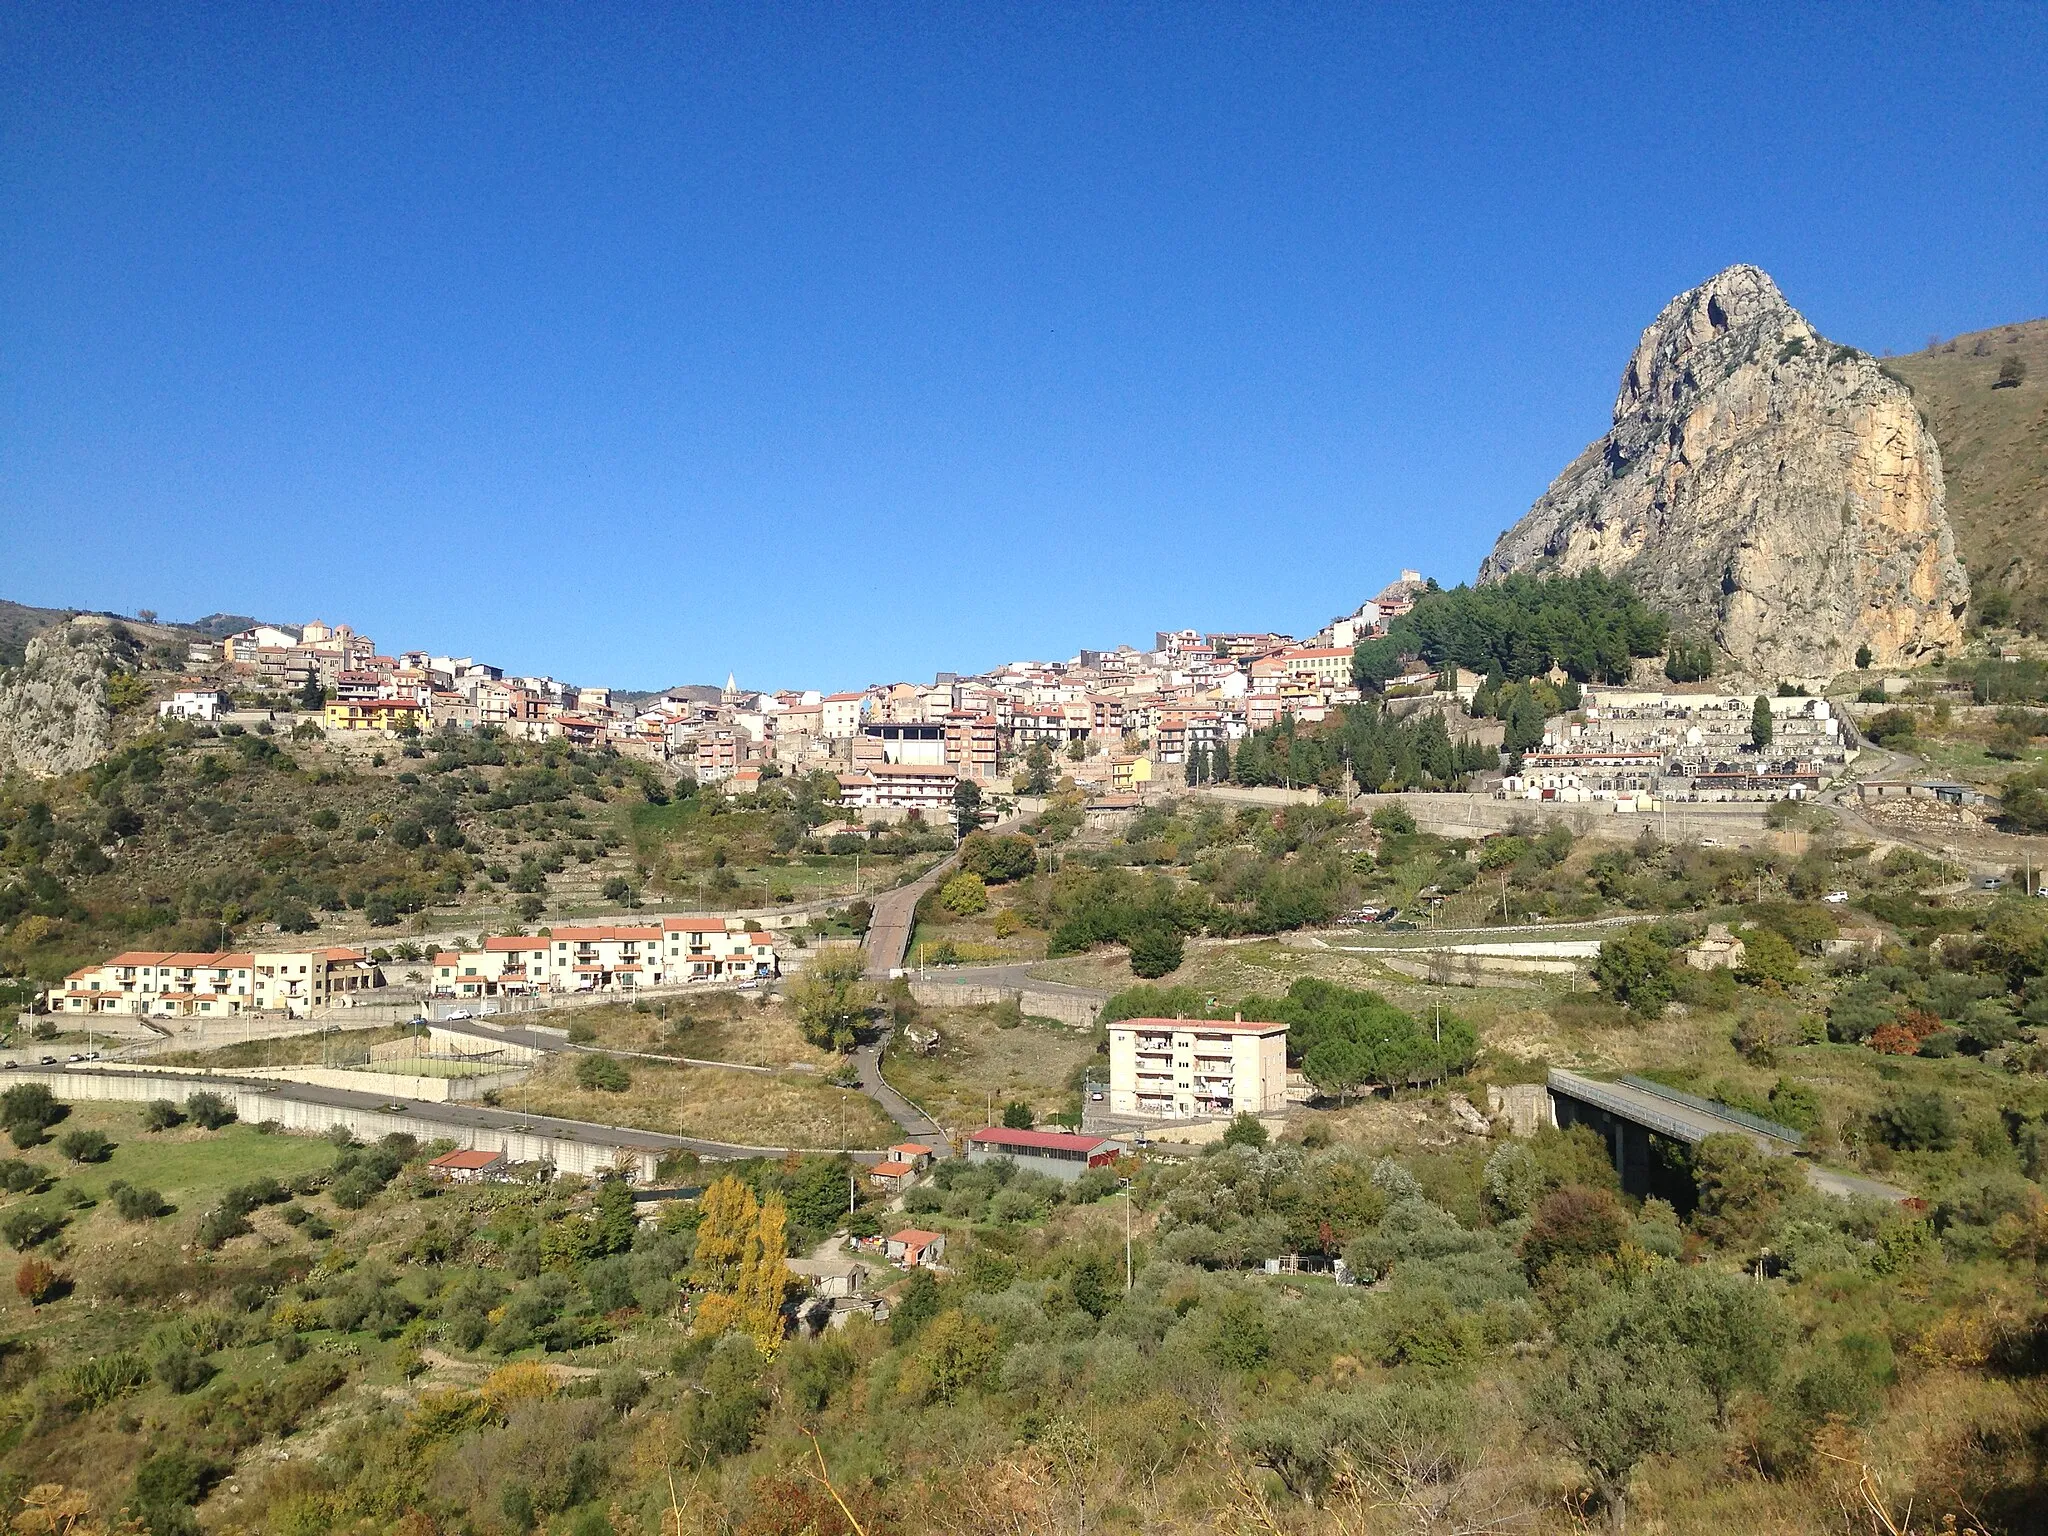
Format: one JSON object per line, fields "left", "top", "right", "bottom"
{"left": 298, "top": 673, "right": 325, "bottom": 712}
{"left": 184, "top": 1091, "right": 236, "bottom": 1130}
{"left": 1873, "top": 1089, "right": 1957, "bottom": 1151}
{"left": 1351, "top": 636, "right": 1405, "bottom": 693}
{"left": 953, "top": 778, "right": 983, "bottom": 837}
{"left": 1690, "top": 1133, "right": 1800, "bottom": 1246}
{"left": 1553, "top": 1292, "right": 1710, "bottom": 1532}
{"left": 788, "top": 945, "right": 873, "bottom": 1052}
{"left": 938, "top": 872, "right": 988, "bottom": 916}
{"left": 1020, "top": 742, "right": 1055, "bottom": 795}
{"left": 1734, "top": 926, "right": 1802, "bottom": 987}
{"left": 960, "top": 832, "right": 1036, "bottom": 883}
{"left": 689, "top": 1176, "right": 789, "bottom": 1355}
{"left": 1222, "top": 1112, "right": 1268, "bottom": 1148}
{"left": 1521, "top": 1186, "right": 1629, "bottom": 1278}
{"left": 1001, "top": 1101, "right": 1034, "bottom": 1129}
{"left": 1127, "top": 924, "right": 1184, "bottom": 978}
{"left": 1592, "top": 928, "right": 1676, "bottom": 1017}
{"left": 1669, "top": 1266, "right": 1792, "bottom": 1425}
{"left": 1751, "top": 695, "right": 1773, "bottom": 751}
{"left": 54, "top": 1129, "right": 111, "bottom": 1164}
{"left": 1995, "top": 354, "right": 2027, "bottom": 388}
{"left": 1855, "top": 643, "right": 1874, "bottom": 669}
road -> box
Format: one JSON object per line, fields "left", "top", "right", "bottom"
{"left": 862, "top": 853, "right": 960, "bottom": 977}
{"left": 852, "top": 1035, "right": 947, "bottom": 1151}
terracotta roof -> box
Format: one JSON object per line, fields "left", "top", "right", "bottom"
{"left": 871, "top": 1160, "right": 914, "bottom": 1177}
{"left": 889, "top": 1228, "right": 944, "bottom": 1245}
{"left": 429, "top": 1149, "right": 504, "bottom": 1169}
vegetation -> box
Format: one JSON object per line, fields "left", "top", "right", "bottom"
{"left": 1352, "top": 570, "right": 1668, "bottom": 691}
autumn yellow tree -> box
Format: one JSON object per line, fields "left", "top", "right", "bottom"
{"left": 689, "top": 1177, "right": 790, "bottom": 1354}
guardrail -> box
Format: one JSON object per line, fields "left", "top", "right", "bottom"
{"left": 1619, "top": 1074, "right": 1804, "bottom": 1146}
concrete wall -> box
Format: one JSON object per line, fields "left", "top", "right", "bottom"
{"left": 5, "top": 1068, "right": 659, "bottom": 1179}
{"left": 907, "top": 981, "right": 1101, "bottom": 1029}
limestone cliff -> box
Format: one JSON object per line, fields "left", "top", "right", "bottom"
{"left": 1479, "top": 265, "right": 1969, "bottom": 676}
{"left": 0, "top": 618, "right": 122, "bottom": 778}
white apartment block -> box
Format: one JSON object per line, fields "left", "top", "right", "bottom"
{"left": 54, "top": 948, "right": 383, "bottom": 1019}
{"left": 837, "top": 762, "right": 958, "bottom": 815}
{"left": 158, "top": 688, "right": 231, "bottom": 722}
{"left": 1107, "top": 1015, "right": 1288, "bottom": 1119}
{"left": 431, "top": 918, "right": 778, "bottom": 998}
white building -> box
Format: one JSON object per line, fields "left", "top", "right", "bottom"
{"left": 1107, "top": 1015, "right": 1289, "bottom": 1119}
{"left": 158, "top": 688, "right": 231, "bottom": 722}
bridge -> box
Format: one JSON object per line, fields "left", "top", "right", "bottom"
{"left": 1547, "top": 1069, "right": 1904, "bottom": 1205}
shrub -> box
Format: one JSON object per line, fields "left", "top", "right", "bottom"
{"left": 185, "top": 1091, "right": 236, "bottom": 1130}
{"left": 55, "top": 1128, "right": 112, "bottom": 1164}
{"left": 109, "top": 1181, "right": 169, "bottom": 1221}
{"left": 143, "top": 1099, "right": 185, "bottom": 1132}
{"left": 15, "top": 1257, "right": 61, "bottom": 1305}
{"left": 938, "top": 872, "right": 989, "bottom": 916}
{"left": 575, "top": 1055, "right": 632, "bottom": 1093}
{"left": 6, "top": 1121, "right": 44, "bottom": 1151}
{"left": 1593, "top": 929, "right": 1675, "bottom": 1016}
{"left": 1521, "top": 1186, "right": 1628, "bottom": 1277}
{"left": 0, "top": 1084, "right": 62, "bottom": 1131}
{"left": 1221, "top": 1112, "right": 1269, "bottom": 1149}
{"left": 1873, "top": 1090, "right": 1958, "bottom": 1152}
{"left": 2, "top": 1207, "right": 64, "bottom": 1251}
{"left": 1127, "top": 924, "right": 1185, "bottom": 978}
{"left": 0, "top": 1159, "right": 45, "bottom": 1194}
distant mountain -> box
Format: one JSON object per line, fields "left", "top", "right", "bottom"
{"left": 1481, "top": 265, "right": 1969, "bottom": 676}
{"left": 1886, "top": 318, "right": 2048, "bottom": 631}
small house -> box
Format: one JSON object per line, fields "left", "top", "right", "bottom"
{"left": 885, "top": 1228, "right": 946, "bottom": 1268}
{"left": 869, "top": 1159, "right": 916, "bottom": 1191}
{"left": 887, "top": 1142, "right": 936, "bottom": 1170}
{"left": 787, "top": 1257, "right": 864, "bottom": 1298}
{"left": 968, "top": 1127, "right": 1122, "bottom": 1182}
{"left": 426, "top": 1148, "right": 506, "bottom": 1182}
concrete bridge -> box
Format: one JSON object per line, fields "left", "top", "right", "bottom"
{"left": 1547, "top": 1069, "right": 1903, "bottom": 1204}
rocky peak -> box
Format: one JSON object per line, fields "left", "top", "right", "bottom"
{"left": 0, "top": 618, "right": 122, "bottom": 779}
{"left": 1480, "top": 264, "right": 1969, "bottom": 677}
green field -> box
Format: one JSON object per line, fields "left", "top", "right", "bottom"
{"left": 6, "top": 1099, "right": 337, "bottom": 1209}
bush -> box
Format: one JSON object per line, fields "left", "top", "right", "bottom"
{"left": 110, "top": 1180, "right": 169, "bottom": 1221}
{"left": 0, "top": 1083, "right": 62, "bottom": 1131}
{"left": 143, "top": 1098, "right": 185, "bottom": 1132}
{"left": 55, "top": 1128, "right": 113, "bottom": 1164}
{"left": 1521, "top": 1186, "right": 1628, "bottom": 1277}
{"left": 575, "top": 1055, "right": 632, "bottom": 1092}
{"left": 1872, "top": 1090, "right": 1958, "bottom": 1152}
{"left": 6, "top": 1120, "right": 44, "bottom": 1151}
{"left": 1593, "top": 928, "right": 1675, "bottom": 1016}
{"left": 1127, "top": 924, "right": 1185, "bottom": 978}
{"left": 1369, "top": 803, "right": 1418, "bottom": 835}
{"left": 0, "top": 1159, "right": 45, "bottom": 1194}
{"left": 1, "top": 1207, "right": 64, "bottom": 1251}
{"left": 1222, "top": 1112, "right": 1269, "bottom": 1148}
{"left": 15, "top": 1257, "right": 61, "bottom": 1305}
{"left": 938, "top": 872, "right": 989, "bottom": 916}
{"left": 185, "top": 1091, "right": 236, "bottom": 1130}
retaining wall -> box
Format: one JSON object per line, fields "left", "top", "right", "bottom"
{"left": 907, "top": 981, "right": 1101, "bottom": 1028}
{"left": 6, "top": 1069, "right": 660, "bottom": 1179}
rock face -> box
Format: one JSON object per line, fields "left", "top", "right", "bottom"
{"left": 1479, "top": 265, "right": 1969, "bottom": 676}
{"left": 0, "top": 618, "right": 120, "bottom": 778}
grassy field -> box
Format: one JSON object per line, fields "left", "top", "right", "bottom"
{"left": 880, "top": 1001, "right": 1101, "bottom": 1130}
{"left": 156, "top": 1023, "right": 418, "bottom": 1068}
{"left": 514, "top": 1054, "right": 897, "bottom": 1148}
{"left": 2, "top": 1100, "right": 337, "bottom": 1217}
{"left": 520, "top": 996, "right": 842, "bottom": 1070}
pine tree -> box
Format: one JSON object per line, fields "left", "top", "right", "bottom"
{"left": 1751, "top": 696, "right": 1774, "bottom": 751}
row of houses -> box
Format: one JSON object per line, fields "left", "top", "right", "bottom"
{"left": 53, "top": 947, "right": 383, "bottom": 1018}
{"left": 430, "top": 917, "right": 778, "bottom": 998}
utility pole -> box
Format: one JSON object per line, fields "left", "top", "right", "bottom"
{"left": 1125, "top": 1188, "right": 1133, "bottom": 1293}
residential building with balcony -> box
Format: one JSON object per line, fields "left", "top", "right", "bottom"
{"left": 323, "top": 698, "right": 425, "bottom": 733}
{"left": 1107, "top": 1015, "right": 1289, "bottom": 1119}
{"left": 52, "top": 947, "right": 382, "bottom": 1018}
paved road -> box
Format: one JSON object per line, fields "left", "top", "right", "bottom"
{"left": 863, "top": 856, "right": 961, "bottom": 977}
{"left": 852, "top": 1035, "right": 948, "bottom": 1152}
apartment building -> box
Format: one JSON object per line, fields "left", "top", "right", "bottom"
{"left": 942, "top": 715, "right": 1000, "bottom": 782}
{"left": 837, "top": 762, "right": 958, "bottom": 815}
{"left": 430, "top": 918, "right": 777, "bottom": 997}
{"left": 324, "top": 698, "right": 425, "bottom": 733}
{"left": 53, "top": 947, "right": 382, "bottom": 1018}
{"left": 1107, "top": 1015, "right": 1289, "bottom": 1119}
{"left": 820, "top": 693, "right": 867, "bottom": 738}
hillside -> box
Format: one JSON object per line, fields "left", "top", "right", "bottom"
{"left": 1888, "top": 318, "right": 2048, "bottom": 630}
{"left": 0, "top": 601, "right": 79, "bottom": 670}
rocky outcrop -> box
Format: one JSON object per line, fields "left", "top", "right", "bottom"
{"left": 1480, "top": 265, "right": 1969, "bottom": 676}
{"left": 0, "top": 618, "right": 121, "bottom": 778}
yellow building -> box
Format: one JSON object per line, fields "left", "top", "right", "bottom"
{"left": 1111, "top": 754, "right": 1154, "bottom": 792}
{"left": 324, "top": 698, "right": 424, "bottom": 733}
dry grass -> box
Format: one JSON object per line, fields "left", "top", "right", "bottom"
{"left": 515, "top": 1054, "right": 896, "bottom": 1149}
{"left": 524, "top": 997, "right": 840, "bottom": 1070}
{"left": 881, "top": 1003, "right": 1100, "bottom": 1130}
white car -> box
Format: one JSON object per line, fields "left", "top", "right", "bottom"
{"left": 1822, "top": 890, "right": 1850, "bottom": 904}
{"left": 444, "top": 1009, "right": 473, "bottom": 1021}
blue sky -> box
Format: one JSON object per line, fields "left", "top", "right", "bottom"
{"left": 4, "top": 4, "right": 2045, "bottom": 691}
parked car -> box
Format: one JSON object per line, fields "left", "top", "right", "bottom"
{"left": 1823, "top": 890, "right": 1850, "bottom": 904}
{"left": 444, "top": 1009, "right": 473, "bottom": 1021}
{"left": 66, "top": 1053, "right": 83, "bottom": 1063}
{"left": 39, "top": 1056, "right": 56, "bottom": 1066}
